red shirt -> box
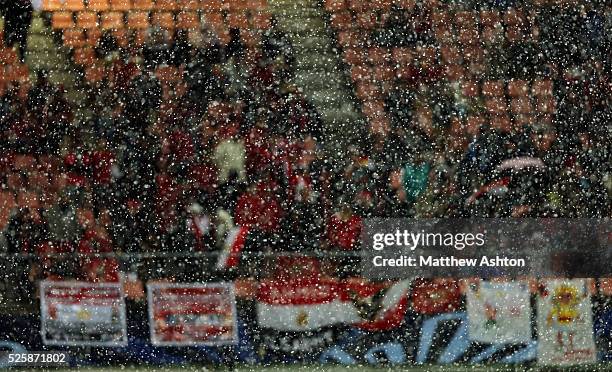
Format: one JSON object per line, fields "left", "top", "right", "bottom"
{"left": 326, "top": 212, "right": 362, "bottom": 250}
{"left": 235, "top": 189, "right": 282, "bottom": 233}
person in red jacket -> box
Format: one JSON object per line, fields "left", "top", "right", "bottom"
{"left": 324, "top": 201, "right": 363, "bottom": 278}
{"left": 325, "top": 202, "right": 363, "bottom": 251}
{"left": 234, "top": 182, "right": 283, "bottom": 234}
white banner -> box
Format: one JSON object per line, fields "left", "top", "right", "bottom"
{"left": 537, "top": 279, "right": 596, "bottom": 365}
{"left": 466, "top": 281, "right": 532, "bottom": 344}
{"left": 147, "top": 282, "right": 238, "bottom": 346}
{"left": 40, "top": 281, "right": 127, "bottom": 346}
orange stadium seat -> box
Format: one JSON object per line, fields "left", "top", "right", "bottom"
{"left": 356, "top": 12, "right": 377, "bottom": 30}
{"left": 229, "top": 0, "right": 249, "bottom": 12}
{"left": 485, "top": 97, "right": 508, "bottom": 116}
{"left": 52, "top": 12, "right": 75, "bottom": 29}
{"left": 324, "top": 0, "right": 345, "bottom": 12}
{"left": 251, "top": 13, "right": 271, "bottom": 29}
{"left": 391, "top": 47, "right": 413, "bottom": 66}
{"left": 63, "top": 29, "right": 86, "bottom": 48}
{"left": 42, "top": 0, "right": 63, "bottom": 11}
{"left": 64, "top": 0, "right": 85, "bottom": 11}
{"left": 532, "top": 79, "right": 553, "bottom": 97}
{"left": 535, "top": 96, "right": 555, "bottom": 114}
{"left": 454, "top": 11, "right": 477, "bottom": 28}
{"left": 101, "top": 12, "right": 125, "bottom": 30}
{"left": 373, "top": 66, "right": 394, "bottom": 82}
{"left": 177, "top": 0, "right": 200, "bottom": 10}
{"left": 240, "top": 30, "right": 261, "bottom": 48}
{"left": 13, "top": 155, "right": 36, "bottom": 171}
{"left": 440, "top": 44, "right": 460, "bottom": 65}
{"left": 151, "top": 12, "right": 175, "bottom": 29}
{"left": 176, "top": 12, "right": 199, "bottom": 29}
{"left": 482, "top": 80, "right": 504, "bottom": 97}
{"left": 462, "top": 81, "right": 479, "bottom": 98}
{"left": 362, "top": 100, "right": 385, "bottom": 119}
{"left": 110, "top": 0, "right": 132, "bottom": 10}
{"left": 73, "top": 47, "right": 96, "bottom": 66}
{"left": 370, "top": 0, "right": 392, "bottom": 11}
{"left": 248, "top": 0, "right": 267, "bottom": 11}
{"left": 88, "top": 0, "right": 110, "bottom": 11}
{"left": 490, "top": 115, "right": 511, "bottom": 132}
{"left": 330, "top": 11, "right": 352, "bottom": 30}
{"left": 350, "top": 65, "right": 371, "bottom": 82}
{"left": 368, "top": 47, "right": 390, "bottom": 65}
{"left": 337, "top": 30, "right": 363, "bottom": 48}
{"left": 86, "top": 28, "right": 103, "bottom": 45}
{"left": 480, "top": 10, "right": 500, "bottom": 26}
{"left": 203, "top": 12, "right": 224, "bottom": 28}
{"left": 127, "top": 12, "right": 150, "bottom": 29}
{"left": 133, "top": 0, "right": 154, "bottom": 10}
{"left": 510, "top": 97, "right": 533, "bottom": 114}
{"left": 445, "top": 64, "right": 465, "bottom": 81}
{"left": 0, "top": 48, "right": 18, "bottom": 65}
{"left": 348, "top": 0, "right": 365, "bottom": 12}
{"left": 201, "top": 0, "right": 223, "bottom": 12}
{"left": 370, "top": 116, "right": 390, "bottom": 136}
{"left": 344, "top": 48, "right": 365, "bottom": 66}
{"left": 77, "top": 11, "right": 99, "bottom": 29}
{"left": 227, "top": 13, "right": 249, "bottom": 29}
{"left": 507, "top": 80, "right": 529, "bottom": 97}
{"left": 155, "top": 0, "right": 177, "bottom": 11}
{"left": 466, "top": 115, "right": 485, "bottom": 135}
{"left": 85, "top": 64, "right": 106, "bottom": 84}
{"left": 355, "top": 82, "right": 380, "bottom": 100}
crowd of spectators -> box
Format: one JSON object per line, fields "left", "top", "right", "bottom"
{"left": 0, "top": 1, "right": 610, "bottom": 299}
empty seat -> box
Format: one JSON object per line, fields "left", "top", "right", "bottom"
{"left": 177, "top": 0, "right": 200, "bottom": 10}
{"left": 325, "top": 0, "right": 345, "bottom": 12}
{"left": 73, "top": 47, "right": 96, "bottom": 66}
{"left": 532, "top": 79, "right": 553, "bottom": 97}
{"left": 507, "top": 80, "right": 529, "bottom": 97}
{"left": 110, "top": 0, "right": 132, "bottom": 10}
{"left": 490, "top": 115, "right": 511, "bottom": 132}
{"left": 368, "top": 47, "right": 390, "bottom": 65}
{"left": 348, "top": 0, "right": 366, "bottom": 12}
{"left": 350, "top": 65, "right": 371, "bottom": 82}
{"left": 64, "top": 0, "right": 85, "bottom": 11}
{"left": 127, "top": 11, "right": 150, "bottom": 29}
{"left": 151, "top": 12, "right": 175, "bottom": 29}
{"left": 77, "top": 11, "right": 99, "bottom": 29}
{"left": 201, "top": 0, "right": 222, "bottom": 12}
{"left": 88, "top": 0, "right": 110, "bottom": 11}
{"left": 42, "top": 0, "right": 63, "bottom": 11}
{"left": 454, "top": 11, "right": 477, "bottom": 28}
{"left": 535, "top": 96, "right": 555, "bottom": 114}
{"left": 227, "top": 13, "right": 248, "bottom": 29}
{"left": 101, "top": 12, "right": 124, "bottom": 29}
{"left": 63, "top": 29, "right": 85, "bottom": 48}
{"left": 356, "top": 12, "right": 377, "bottom": 30}
{"left": 510, "top": 97, "right": 532, "bottom": 114}
{"left": 480, "top": 10, "right": 500, "bottom": 26}
{"left": 482, "top": 80, "right": 504, "bottom": 97}
{"left": 176, "top": 12, "right": 199, "bottom": 29}
{"left": 85, "top": 64, "right": 106, "bottom": 84}
{"left": 344, "top": 48, "right": 365, "bottom": 66}
{"left": 52, "top": 12, "right": 75, "bottom": 29}
{"left": 485, "top": 98, "right": 508, "bottom": 116}
{"left": 229, "top": 0, "right": 249, "bottom": 12}
{"left": 251, "top": 13, "right": 271, "bottom": 29}
{"left": 203, "top": 12, "right": 224, "bottom": 28}
{"left": 355, "top": 82, "right": 380, "bottom": 100}
{"left": 155, "top": 0, "right": 177, "bottom": 11}
{"left": 373, "top": 66, "right": 394, "bottom": 82}
{"left": 362, "top": 100, "right": 386, "bottom": 119}
{"left": 133, "top": 0, "right": 154, "bottom": 10}
{"left": 337, "top": 30, "right": 363, "bottom": 48}
{"left": 330, "top": 11, "right": 353, "bottom": 30}
{"left": 462, "top": 81, "right": 479, "bottom": 98}
{"left": 391, "top": 48, "right": 413, "bottom": 66}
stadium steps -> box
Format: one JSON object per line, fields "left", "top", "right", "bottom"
{"left": 25, "top": 13, "right": 87, "bottom": 114}
{"left": 267, "top": 0, "right": 363, "bottom": 154}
